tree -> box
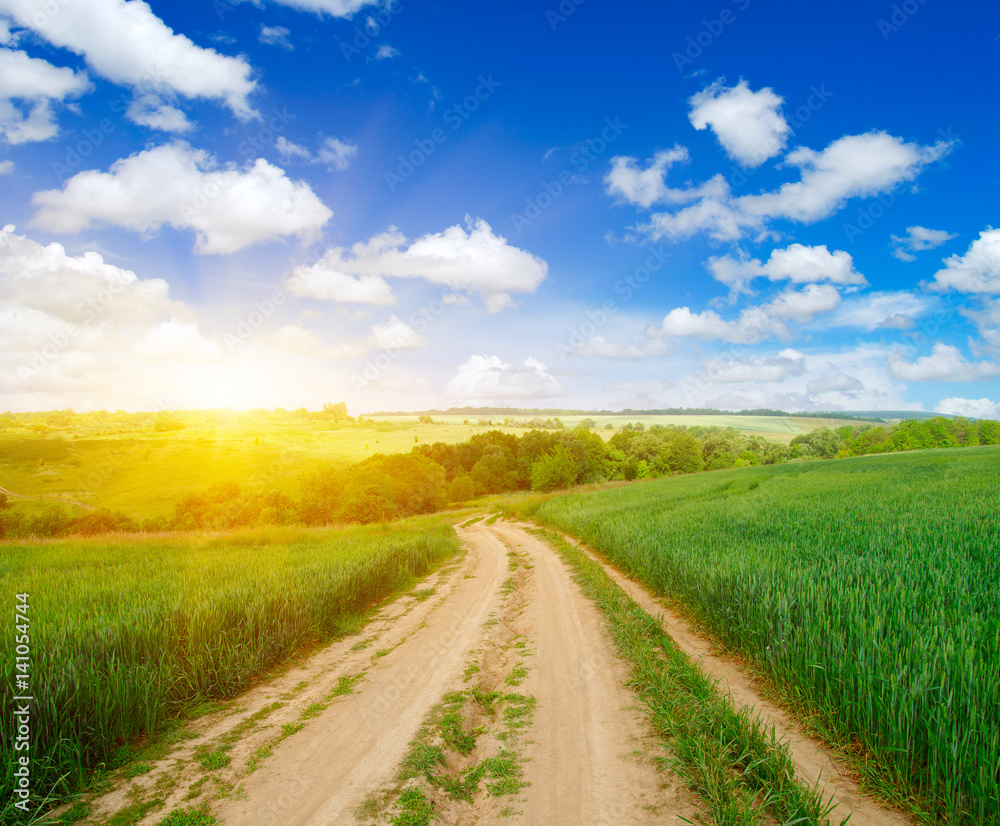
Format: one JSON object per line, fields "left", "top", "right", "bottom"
{"left": 666, "top": 433, "right": 704, "bottom": 474}
{"left": 579, "top": 418, "right": 597, "bottom": 430}
{"left": 322, "top": 402, "right": 353, "bottom": 422}
{"left": 530, "top": 447, "right": 578, "bottom": 492}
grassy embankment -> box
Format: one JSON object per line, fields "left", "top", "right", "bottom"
{"left": 506, "top": 446, "right": 1000, "bottom": 824}
{"left": 0, "top": 516, "right": 461, "bottom": 822}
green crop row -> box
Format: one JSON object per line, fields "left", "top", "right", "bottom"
{"left": 522, "top": 447, "right": 1000, "bottom": 824}
{"left": 0, "top": 517, "right": 459, "bottom": 821}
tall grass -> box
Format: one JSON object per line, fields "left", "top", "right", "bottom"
{"left": 524, "top": 447, "right": 1000, "bottom": 824}
{"left": 0, "top": 518, "right": 459, "bottom": 819}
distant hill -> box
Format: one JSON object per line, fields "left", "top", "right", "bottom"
{"left": 367, "top": 406, "right": 952, "bottom": 424}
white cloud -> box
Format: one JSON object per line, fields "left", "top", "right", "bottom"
{"left": 655, "top": 284, "right": 840, "bottom": 344}
{"left": 890, "top": 225, "right": 955, "bottom": 262}
{"left": 708, "top": 243, "right": 866, "bottom": 296}
{"left": 369, "top": 315, "right": 426, "bottom": 351}
{"left": 605, "top": 145, "right": 698, "bottom": 208}
{"left": 570, "top": 335, "right": 668, "bottom": 359}
{"left": 276, "top": 136, "right": 312, "bottom": 161}
{"left": 0, "top": 159, "right": 13, "bottom": 174}
{"left": 887, "top": 343, "right": 1000, "bottom": 382}
{"left": 270, "top": 324, "right": 368, "bottom": 359}
{"left": 259, "top": 25, "right": 293, "bottom": 49}
{"left": 244, "top": 0, "right": 379, "bottom": 16}
{"left": 0, "top": 225, "right": 239, "bottom": 410}
{"left": 806, "top": 372, "right": 865, "bottom": 396}
{"left": 289, "top": 218, "right": 548, "bottom": 311}
{"left": 375, "top": 44, "right": 400, "bottom": 59}
{"left": 446, "top": 355, "right": 562, "bottom": 403}
{"left": 688, "top": 79, "right": 789, "bottom": 168}
{"left": 126, "top": 94, "right": 191, "bottom": 132}
{"left": 0, "top": 0, "right": 256, "bottom": 122}
{"left": 928, "top": 228, "right": 1000, "bottom": 293}
{"left": 0, "top": 47, "right": 90, "bottom": 143}
{"left": 767, "top": 283, "right": 841, "bottom": 322}
{"left": 703, "top": 349, "right": 805, "bottom": 383}
{"left": 962, "top": 298, "right": 1000, "bottom": 353}
{"left": 316, "top": 137, "right": 358, "bottom": 171}
{"left": 934, "top": 397, "right": 1000, "bottom": 420}
{"left": 0, "top": 18, "right": 10, "bottom": 43}
{"left": 274, "top": 135, "right": 358, "bottom": 171}
{"left": 31, "top": 141, "right": 333, "bottom": 254}
{"left": 635, "top": 131, "right": 951, "bottom": 241}
{"left": 828, "top": 291, "right": 931, "bottom": 331}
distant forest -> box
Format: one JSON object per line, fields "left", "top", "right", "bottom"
{"left": 1, "top": 415, "right": 996, "bottom": 540}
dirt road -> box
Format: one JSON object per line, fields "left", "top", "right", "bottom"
{"left": 73, "top": 519, "right": 912, "bottom": 825}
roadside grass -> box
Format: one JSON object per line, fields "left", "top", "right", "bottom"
{"left": 513, "top": 448, "right": 1000, "bottom": 824}
{"left": 531, "top": 527, "right": 836, "bottom": 825}
{"left": 0, "top": 515, "right": 461, "bottom": 823}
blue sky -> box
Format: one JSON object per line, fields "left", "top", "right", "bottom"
{"left": 1, "top": 0, "right": 998, "bottom": 416}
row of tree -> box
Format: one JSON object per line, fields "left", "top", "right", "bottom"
{"left": 1, "top": 417, "right": 997, "bottom": 539}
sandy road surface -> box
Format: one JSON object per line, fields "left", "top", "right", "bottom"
{"left": 70, "top": 518, "right": 912, "bottom": 826}
{"left": 553, "top": 526, "right": 913, "bottom": 826}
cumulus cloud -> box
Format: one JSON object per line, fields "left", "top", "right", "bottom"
{"left": 890, "top": 225, "right": 956, "bottom": 262}
{"left": 446, "top": 355, "right": 561, "bottom": 403}
{"left": 375, "top": 44, "right": 400, "bottom": 59}
{"left": 654, "top": 284, "right": 840, "bottom": 343}
{"left": 0, "top": 160, "right": 12, "bottom": 174}
{"left": 827, "top": 291, "right": 931, "bottom": 331}
{"left": 688, "top": 79, "right": 789, "bottom": 167}
{"left": 887, "top": 343, "right": 1000, "bottom": 382}
{"left": 243, "top": 0, "right": 379, "bottom": 16}
{"left": 934, "top": 397, "right": 1000, "bottom": 419}
{"left": 31, "top": 142, "right": 333, "bottom": 254}
{"left": 0, "top": 225, "right": 239, "bottom": 409}
{"left": 275, "top": 135, "right": 358, "bottom": 171}
{"left": 0, "top": 47, "right": 90, "bottom": 143}
{"left": 928, "top": 228, "right": 1000, "bottom": 293}
{"left": 289, "top": 218, "right": 548, "bottom": 311}
{"left": 369, "top": 315, "right": 426, "bottom": 351}
{"left": 806, "top": 372, "right": 865, "bottom": 396}
{"left": 259, "top": 25, "right": 293, "bottom": 50}
{"left": 0, "top": 0, "right": 256, "bottom": 122}
{"left": 708, "top": 243, "right": 866, "bottom": 297}
{"left": 962, "top": 298, "right": 1000, "bottom": 354}
{"left": 703, "top": 349, "right": 805, "bottom": 383}
{"left": 628, "top": 131, "right": 951, "bottom": 241}
{"left": 316, "top": 137, "right": 358, "bottom": 171}
{"left": 605, "top": 145, "right": 704, "bottom": 208}
{"left": 569, "top": 335, "right": 668, "bottom": 359}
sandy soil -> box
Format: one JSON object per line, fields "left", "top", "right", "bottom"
{"left": 64, "top": 517, "right": 915, "bottom": 826}
{"left": 548, "top": 524, "right": 913, "bottom": 826}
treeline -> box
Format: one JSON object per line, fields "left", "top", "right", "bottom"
{"left": 0, "top": 402, "right": 357, "bottom": 434}
{"left": 1, "top": 417, "right": 997, "bottom": 540}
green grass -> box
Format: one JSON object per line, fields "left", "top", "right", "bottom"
{"left": 532, "top": 528, "right": 833, "bottom": 825}
{"left": 0, "top": 515, "right": 460, "bottom": 822}
{"left": 0, "top": 420, "right": 489, "bottom": 518}
{"left": 513, "top": 446, "right": 1000, "bottom": 824}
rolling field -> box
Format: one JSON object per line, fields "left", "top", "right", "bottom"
{"left": 0, "top": 516, "right": 460, "bottom": 818}
{"left": 513, "top": 447, "right": 1000, "bottom": 823}
{"left": 0, "top": 413, "right": 859, "bottom": 518}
